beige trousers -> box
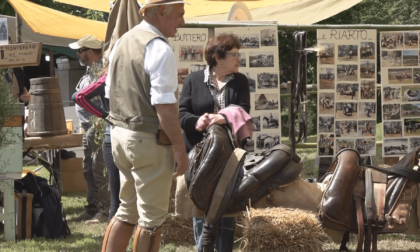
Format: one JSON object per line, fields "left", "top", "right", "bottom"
{"left": 111, "top": 125, "right": 174, "bottom": 227}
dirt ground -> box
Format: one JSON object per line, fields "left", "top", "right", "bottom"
{"left": 320, "top": 57, "right": 334, "bottom": 64}
{"left": 403, "top": 60, "right": 418, "bottom": 67}
{"left": 388, "top": 78, "right": 412, "bottom": 84}
{"left": 405, "top": 44, "right": 418, "bottom": 49}
{"left": 358, "top": 112, "right": 376, "bottom": 119}
{"left": 320, "top": 79, "right": 334, "bottom": 89}
{"left": 338, "top": 55, "right": 357, "bottom": 62}
{"left": 404, "top": 131, "right": 420, "bottom": 136}
{"left": 318, "top": 105, "right": 334, "bottom": 115}
{"left": 337, "top": 70, "right": 358, "bottom": 81}
{"left": 384, "top": 97, "right": 401, "bottom": 102}
{"left": 384, "top": 133, "right": 403, "bottom": 137}
{"left": 335, "top": 111, "right": 358, "bottom": 119}
{"left": 338, "top": 131, "right": 358, "bottom": 137}
{"left": 336, "top": 91, "right": 358, "bottom": 100}
{"left": 382, "top": 59, "right": 402, "bottom": 67}
{"left": 360, "top": 72, "right": 375, "bottom": 79}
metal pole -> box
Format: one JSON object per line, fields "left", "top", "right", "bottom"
{"left": 15, "top": 12, "right": 22, "bottom": 43}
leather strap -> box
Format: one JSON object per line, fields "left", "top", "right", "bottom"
{"left": 372, "top": 229, "right": 378, "bottom": 252}
{"left": 355, "top": 197, "right": 364, "bottom": 252}
{"left": 365, "top": 165, "right": 420, "bottom": 183}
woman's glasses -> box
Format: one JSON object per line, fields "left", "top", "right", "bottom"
{"left": 226, "top": 52, "right": 240, "bottom": 59}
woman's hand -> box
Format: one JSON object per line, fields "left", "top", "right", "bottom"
{"left": 207, "top": 114, "right": 227, "bottom": 128}
{"left": 196, "top": 113, "right": 211, "bottom": 132}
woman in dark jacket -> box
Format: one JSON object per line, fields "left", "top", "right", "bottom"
{"left": 179, "top": 33, "right": 250, "bottom": 252}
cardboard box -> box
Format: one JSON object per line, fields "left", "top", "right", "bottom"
{"left": 61, "top": 158, "right": 87, "bottom": 193}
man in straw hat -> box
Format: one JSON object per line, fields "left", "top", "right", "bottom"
{"left": 101, "top": 0, "right": 189, "bottom": 251}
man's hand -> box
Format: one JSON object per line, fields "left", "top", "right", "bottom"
{"left": 173, "top": 149, "right": 189, "bottom": 178}
{"left": 207, "top": 114, "right": 227, "bottom": 129}
{"left": 195, "top": 113, "right": 210, "bottom": 132}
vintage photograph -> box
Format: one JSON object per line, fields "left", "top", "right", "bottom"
{"left": 319, "top": 92, "right": 335, "bottom": 114}
{"left": 255, "top": 93, "right": 279, "bottom": 110}
{"left": 359, "top": 102, "right": 376, "bottom": 119}
{"left": 257, "top": 72, "right": 278, "bottom": 89}
{"left": 237, "top": 34, "right": 259, "bottom": 49}
{"left": 360, "top": 80, "right": 375, "bottom": 100}
{"left": 383, "top": 86, "right": 401, "bottom": 102}
{"left": 388, "top": 68, "right": 413, "bottom": 84}
{"left": 335, "top": 102, "right": 358, "bottom": 119}
{"left": 190, "top": 64, "right": 206, "bottom": 73}
{"left": 319, "top": 67, "right": 335, "bottom": 89}
{"left": 384, "top": 139, "right": 408, "bottom": 156}
{"left": 242, "top": 71, "right": 256, "bottom": 92}
{"left": 413, "top": 68, "right": 420, "bottom": 83}
{"left": 319, "top": 43, "right": 335, "bottom": 64}
{"left": 409, "top": 138, "right": 420, "bottom": 152}
{"left": 252, "top": 116, "right": 261, "bottom": 132}
{"left": 402, "top": 85, "right": 420, "bottom": 102}
{"left": 360, "top": 42, "right": 375, "bottom": 59}
{"left": 403, "top": 50, "right": 419, "bottom": 67}
{"left": 401, "top": 103, "right": 420, "bottom": 118}
{"left": 381, "top": 32, "right": 403, "bottom": 49}
{"left": 239, "top": 53, "right": 247, "bottom": 67}
{"left": 0, "top": 18, "right": 7, "bottom": 45}
{"left": 318, "top": 134, "right": 334, "bottom": 156}
{"left": 337, "top": 65, "right": 358, "bottom": 82}
{"left": 358, "top": 120, "right": 376, "bottom": 137}
{"left": 249, "top": 52, "right": 274, "bottom": 68}
{"left": 404, "top": 32, "right": 418, "bottom": 49}
{"left": 356, "top": 138, "right": 376, "bottom": 155}
{"left": 256, "top": 133, "right": 280, "bottom": 150}
{"left": 336, "top": 83, "right": 358, "bottom": 100}
{"left": 179, "top": 45, "right": 204, "bottom": 62}
{"left": 383, "top": 104, "right": 401, "bottom": 120}
{"left": 262, "top": 112, "right": 279, "bottom": 129}
{"left": 336, "top": 139, "right": 355, "bottom": 153}
{"left": 383, "top": 121, "right": 403, "bottom": 137}
{"left": 177, "top": 68, "right": 189, "bottom": 84}
{"left": 381, "top": 51, "right": 402, "bottom": 67}
{"left": 335, "top": 120, "right": 357, "bottom": 137}
{"left": 319, "top": 116, "right": 335, "bottom": 133}
{"left": 338, "top": 45, "right": 358, "bottom": 61}
{"left": 360, "top": 61, "right": 375, "bottom": 79}
{"left": 404, "top": 119, "right": 420, "bottom": 136}
{"left": 261, "top": 29, "right": 277, "bottom": 46}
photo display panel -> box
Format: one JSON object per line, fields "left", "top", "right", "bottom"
{"left": 317, "top": 29, "right": 377, "bottom": 157}
{"left": 215, "top": 26, "right": 280, "bottom": 153}
{"left": 380, "top": 31, "right": 420, "bottom": 157}
{"left": 168, "top": 28, "right": 209, "bottom": 100}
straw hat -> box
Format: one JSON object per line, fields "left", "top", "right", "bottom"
{"left": 140, "top": 0, "right": 190, "bottom": 13}
{"left": 69, "top": 35, "right": 102, "bottom": 49}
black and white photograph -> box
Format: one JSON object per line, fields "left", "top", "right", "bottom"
{"left": 404, "top": 32, "right": 418, "bottom": 49}
{"left": 190, "top": 64, "right": 206, "bottom": 73}
{"left": 402, "top": 103, "right": 420, "bottom": 118}
{"left": 242, "top": 71, "right": 256, "bottom": 92}
{"left": 179, "top": 45, "right": 203, "bottom": 62}
{"left": 338, "top": 45, "right": 358, "bottom": 61}
{"left": 356, "top": 138, "right": 376, "bottom": 155}
{"left": 336, "top": 83, "right": 358, "bottom": 100}
{"left": 177, "top": 68, "right": 188, "bottom": 84}
{"left": 252, "top": 116, "right": 261, "bottom": 132}
{"left": 319, "top": 116, "right": 334, "bottom": 133}
{"left": 358, "top": 120, "right": 376, "bottom": 137}
{"left": 360, "top": 80, "right": 375, "bottom": 100}
{"left": 239, "top": 53, "right": 247, "bottom": 67}
{"left": 255, "top": 93, "right": 279, "bottom": 110}
{"left": 384, "top": 139, "right": 408, "bottom": 156}
{"left": 237, "top": 34, "right": 259, "bottom": 49}
{"left": 337, "top": 65, "right": 358, "bottom": 82}
{"left": 256, "top": 133, "right": 280, "bottom": 150}
{"left": 319, "top": 67, "right": 335, "bottom": 89}
{"left": 381, "top": 50, "right": 402, "bottom": 67}
{"left": 409, "top": 138, "right": 420, "bottom": 152}
{"left": 359, "top": 102, "right": 376, "bottom": 119}
{"left": 413, "top": 68, "right": 420, "bottom": 83}
{"left": 388, "top": 68, "right": 413, "bottom": 84}
{"left": 383, "top": 104, "right": 401, "bottom": 120}
{"left": 383, "top": 121, "right": 403, "bottom": 137}
{"left": 335, "top": 102, "right": 358, "bottom": 119}
{"left": 360, "top": 60, "right": 375, "bottom": 79}
{"left": 402, "top": 85, "right": 420, "bottom": 102}
{"left": 383, "top": 86, "right": 401, "bottom": 102}
{"left": 381, "top": 32, "right": 403, "bottom": 49}
{"left": 249, "top": 52, "right": 274, "bottom": 68}
{"left": 335, "top": 120, "right": 357, "bottom": 137}
{"left": 318, "top": 134, "right": 334, "bottom": 156}
{"left": 257, "top": 72, "right": 278, "bottom": 89}
{"left": 319, "top": 43, "right": 335, "bottom": 64}
{"left": 403, "top": 50, "right": 419, "bottom": 67}
{"left": 260, "top": 29, "right": 277, "bottom": 46}
{"left": 319, "top": 92, "right": 335, "bottom": 115}
{"left": 404, "top": 119, "right": 420, "bottom": 136}
{"left": 0, "top": 18, "right": 7, "bottom": 45}
{"left": 262, "top": 112, "right": 279, "bottom": 129}
{"left": 336, "top": 139, "right": 355, "bottom": 153}
{"left": 360, "top": 42, "right": 375, "bottom": 59}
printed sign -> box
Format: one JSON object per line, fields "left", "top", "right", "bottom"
{"left": 0, "top": 42, "right": 42, "bottom": 67}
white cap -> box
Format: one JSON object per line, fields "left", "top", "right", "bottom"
{"left": 69, "top": 35, "right": 102, "bottom": 49}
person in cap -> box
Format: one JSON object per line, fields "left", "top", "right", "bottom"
{"left": 101, "top": 0, "right": 189, "bottom": 251}
{"left": 69, "top": 35, "right": 110, "bottom": 224}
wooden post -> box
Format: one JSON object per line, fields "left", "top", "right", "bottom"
{"left": 15, "top": 12, "right": 22, "bottom": 43}
{"left": 49, "top": 50, "right": 55, "bottom": 77}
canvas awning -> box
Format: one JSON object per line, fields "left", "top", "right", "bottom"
{"left": 8, "top": 0, "right": 107, "bottom": 41}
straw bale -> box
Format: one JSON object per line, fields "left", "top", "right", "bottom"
{"left": 168, "top": 178, "right": 177, "bottom": 213}
{"left": 162, "top": 214, "right": 195, "bottom": 244}
{"left": 240, "top": 207, "right": 330, "bottom": 252}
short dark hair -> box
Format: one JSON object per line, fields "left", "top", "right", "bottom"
{"left": 205, "top": 33, "right": 240, "bottom": 68}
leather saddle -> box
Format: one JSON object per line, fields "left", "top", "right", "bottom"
{"left": 318, "top": 148, "right": 420, "bottom": 252}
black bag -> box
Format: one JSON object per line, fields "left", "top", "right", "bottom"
{"left": 15, "top": 173, "right": 71, "bottom": 238}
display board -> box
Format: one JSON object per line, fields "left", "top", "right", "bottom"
{"left": 317, "top": 29, "right": 377, "bottom": 157}
{"left": 215, "top": 26, "right": 280, "bottom": 153}
{"left": 380, "top": 31, "right": 420, "bottom": 157}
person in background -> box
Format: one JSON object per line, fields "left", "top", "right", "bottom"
{"left": 69, "top": 35, "right": 110, "bottom": 224}
{"left": 101, "top": 1, "right": 189, "bottom": 251}
{"left": 179, "top": 33, "right": 250, "bottom": 252}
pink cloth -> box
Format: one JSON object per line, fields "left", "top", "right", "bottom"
{"left": 218, "top": 107, "right": 253, "bottom": 148}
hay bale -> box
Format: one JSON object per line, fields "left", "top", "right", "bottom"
{"left": 162, "top": 214, "right": 195, "bottom": 244}
{"left": 241, "top": 207, "right": 330, "bottom": 252}
{"left": 168, "top": 178, "right": 177, "bottom": 213}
